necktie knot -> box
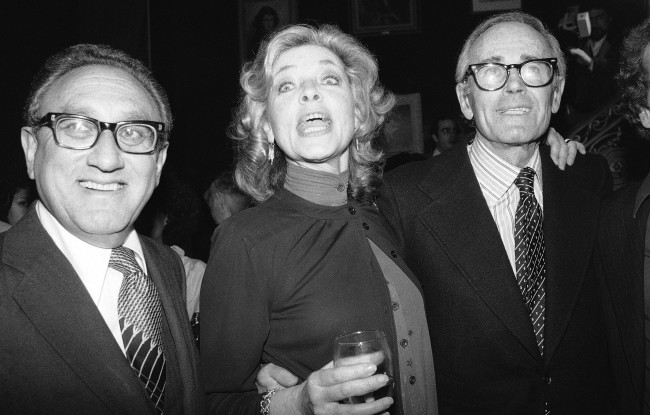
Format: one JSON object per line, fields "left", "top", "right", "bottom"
{"left": 515, "top": 166, "right": 536, "bottom": 196}
{"left": 109, "top": 246, "right": 143, "bottom": 276}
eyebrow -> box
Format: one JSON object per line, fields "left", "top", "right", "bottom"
{"left": 274, "top": 59, "right": 341, "bottom": 76}
{"left": 478, "top": 54, "right": 547, "bottom": 64}
{"left": 62, "top": 106, "right": 154, "bottom": 121}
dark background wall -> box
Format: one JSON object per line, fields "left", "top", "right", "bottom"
{"left": 2, "top": 0, "right": 646, "bottom": 192}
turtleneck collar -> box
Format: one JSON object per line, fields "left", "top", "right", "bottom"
{"left": 283, "top": 162, "right": 349, "bottom": 206}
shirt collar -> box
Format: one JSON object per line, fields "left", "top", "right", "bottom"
{"left": 468, "top": 135, "right": 543, "bottom": 205}
{"left": 589, "top": 34, "right": 607, "bottom": 56}
{"left": 35, "top": 201, "right": 146, "bottom": 302}
{"left": 634, "top": 173, "right": 650, "bottom": 218}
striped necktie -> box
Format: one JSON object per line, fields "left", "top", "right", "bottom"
{"left": 109, "top": 246, "right": 166, "bottom": 413}
{"left": 514, "top": 167, "right": 546, "bottom": 355}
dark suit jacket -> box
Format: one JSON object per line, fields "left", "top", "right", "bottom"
{"left": 378, "top": 143, "right": 613, "bottom": 414}
{"left": 595, "top": 180, "right": 650, "bottom": 414}
{"left": 570, "top": 36, "right": 619, "bottom": 113}
{"left": 0, "top": 208, "right": 204, "bottom": 415}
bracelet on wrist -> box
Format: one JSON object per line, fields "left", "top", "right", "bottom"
{"left": 260, "top": 387, "right": 280, "bottom": 415}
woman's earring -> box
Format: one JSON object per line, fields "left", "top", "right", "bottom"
{"left": 268, "top": 142, "right": 275, "bottom": 164}
{"left": 355, "top": 138, "right": 360, "bottom": 152}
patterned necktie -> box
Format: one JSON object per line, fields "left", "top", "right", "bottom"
{"left": 514, "top": 167, "right": 546, "bottom": 356}
{"left": 109, "top": 246, "right": 166, "bottom": 414}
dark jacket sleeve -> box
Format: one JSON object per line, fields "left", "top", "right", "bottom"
{"left": 200, "top": 221, "right": 265, "bottom": 414}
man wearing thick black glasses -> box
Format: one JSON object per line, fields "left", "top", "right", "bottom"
{"left": 0, "top": 44, "right": 203, "bottom": 414}
{"left": 379, "top": 11, "right": 613, "bottom": 414}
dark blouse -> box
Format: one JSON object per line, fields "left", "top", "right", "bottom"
{"left": 200, "top": 188, "right": 418, "bottom": 414}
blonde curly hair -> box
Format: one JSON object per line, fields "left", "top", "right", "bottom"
{"left": 231, "top": 24, "right": 395, "bottom": 203}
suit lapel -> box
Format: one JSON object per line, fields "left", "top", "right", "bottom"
{"left": 539, "top": 149, "right": 600, "bottom": 362}
{"left": 142, "top": 238, "right": 201, "bottom": 415}
{"left": 416, "top": 146, "right": 541, "bottom": 359}
{"left": 5, "top": 211, "right": 153, "bottom": 415}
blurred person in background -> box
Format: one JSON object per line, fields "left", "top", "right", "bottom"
{"left": 0, "top": 163, "right": 37, "bottom": 231}
{"left": 136, "top": 169, "right": 205, "bottom": 322}
{"left": 203, "top": 171, "right": 253, "bottom": 227}
{"left": 564, "top": 2, "right": 620, "bottom": 118}
{"left": 430, "top": 114, "right": 463, "bottom": 156}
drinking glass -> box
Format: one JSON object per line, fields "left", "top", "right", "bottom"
{"left": 333, "top": 330, "right": 394, "bottom": 404}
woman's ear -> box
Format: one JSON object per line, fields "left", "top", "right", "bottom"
{"left": 354, "top": 106, "right": 363, "bottom": 131}
{"left": 639, "top": 108, "right": 650, "bottom": 129}
{"left": 262, "top": 121, "right": 275, "bottom": 143}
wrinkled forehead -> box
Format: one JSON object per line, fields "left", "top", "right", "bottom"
{"left": 470, "top": 22, "right": 553, "bottom": 63}
{"left": 272, "top": 44, "right": 345, "bottom": 75}
{"left": 40, "top": 64, "right": 161, "bottom": 121}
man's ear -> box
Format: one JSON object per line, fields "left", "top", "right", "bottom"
{"left": 456, "top": 83, "right": 474, "bottom": 121}
{"left": 639, "top": 108, "right": 650, "bottom": 129}
{"left": 154, "top": 142, "right": 168, "bottom": 187}
{"left": 21, "top": 127, "right": 38, "bottom": 180}
{"left": 551, "top": 78, "right": 566, "bottom": 113}
{"left": 431, "top": 134, "right": 440, "bottom": 145}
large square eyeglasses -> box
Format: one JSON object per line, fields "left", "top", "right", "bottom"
{"left": 464, "top": 58, "right": 558, "bottom": 91}
{"left": 36, "top": 112, "right": 165, "bottom": 155}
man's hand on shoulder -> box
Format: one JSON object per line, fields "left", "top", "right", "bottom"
{"left": 546, "top": 127, "right": 586, "bottom": 170}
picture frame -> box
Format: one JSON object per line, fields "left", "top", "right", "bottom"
{"left": 239, "top": 0, "right": 298, "bottom": 62}
{"left": 350, "top": 0, "right": 419, "bottom": 36}
{"left": 472, "top": 0, "right": 522, "bottom": 13}
{"left": 381, "top": 93, "right": 424, "bottom": 155}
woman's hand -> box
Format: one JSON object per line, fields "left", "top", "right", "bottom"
{"left": 270, "top": 361, "right": 393, "bottom": 415}
{"left": 546, "top": 127, "right": 586, "bottom": 170}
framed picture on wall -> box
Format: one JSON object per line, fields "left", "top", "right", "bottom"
{"left": 472, "top": 0, "right": 522, "bottom": 13}
{"left": 350, "top": 0, "right": 419, "bottom": 36}
{"left": 239, "top": 0, "right": 298, "bottom": 62}
{"left": 381, "top": 93, "right": 424, "bottom": 155}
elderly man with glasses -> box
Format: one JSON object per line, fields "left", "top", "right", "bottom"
{"left": 379, "top": 11, "right": 614, "bottom": 414}
{"left": 0, "top": 44, "right": 203, "bottom": 414}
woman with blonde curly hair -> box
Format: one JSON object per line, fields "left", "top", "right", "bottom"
{"left": 201, "top": 24, "right": 438, "bottom": 415}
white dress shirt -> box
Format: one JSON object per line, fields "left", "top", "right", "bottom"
{"left": 170, "top": 244, "right": 205, "bottom": 319}
{"left": 467, "top": 136, "right": 544, "bottom": 273}
{"left": 587, "top": 34, "right": 607, "bottom": 71}
{"left": 36, "top": 201, "right": 147, "bottom": 355}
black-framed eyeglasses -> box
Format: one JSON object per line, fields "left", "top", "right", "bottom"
{"left": 464, "top": 58, "right": 558, "bottom": 91}
{"left": 35, "top": 113, "right": 165, "bottom": 155}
